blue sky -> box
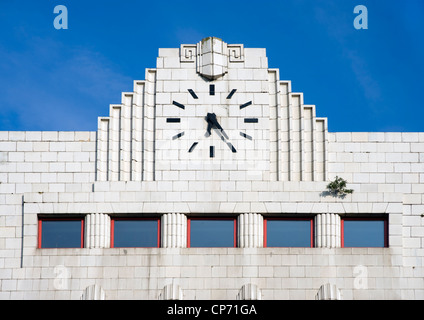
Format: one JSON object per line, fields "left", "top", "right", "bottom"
{"left": 0, "top": 0, "right": 423, "bottom": 132}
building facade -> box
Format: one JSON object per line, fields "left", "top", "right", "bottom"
{"left": 0, "top": 37, "right": 423, "bottom": 300}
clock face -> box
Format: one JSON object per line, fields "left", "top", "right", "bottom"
{"left": 165, "top": 84, "right": 257, "bottom": 159}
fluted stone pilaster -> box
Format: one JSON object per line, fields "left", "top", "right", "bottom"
{"left": 238, "top": 213, "right": 263, "bottom": 248}
{"left": 85, "top": 213, "right": 111, "bottom": 248}
{"left": 161, "top": 213, "right": 187, "bottom": 248}
{"left": 81, "top": 284, "right": 106, "bottom": 300}
{"left": 315, "top": 283, "right": 342, "bottom": 300}
{"left": 236, "top": 284, "right": 262, "bottom": 300}
{"left": 314, "top": 213, "right": 341, "bottom": 248}
{"left": 158, "top": 284, "right": 184, "bottom": 300}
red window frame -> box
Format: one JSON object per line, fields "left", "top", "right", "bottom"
{"left": 263, "top": 217, "right": 314, "bottom": 248}
{"left": 38, "top": 217, "right": 84, "bottom": 249}
{"left": 187, "top": 217, "right": 237, "bottom": 248}
{"left": 341, "top": 217, "right": 388, "bottom": 248}
{"left": 110, "top": 218, "right": 161, "bottom": 248}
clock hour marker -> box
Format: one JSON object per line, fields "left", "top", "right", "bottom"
{"left": 172, "top": 101, "right": 185, "bottom": 109}
{"left": 210, "top": 146, "right": 215, "bottom": 158}
{"left": 188, "top": 142, "right": 198, "bottom": 153}
{"left": 226, "top": 89, "right": 237, "bottom": 99}
{"left": 167, "top": 118, "right": 180, "bottom": 123}
{"left": 240, "top": 132, "right": 252, "bottom": 140}
{"left": 172, "top": 132, "right": 185, "bottom": 140}
{"left": 244, "top": 118, "right": 258, "bottom": 123}
{"left": 209, "top": 84, "right": 215, "bottom": 96}
{"left": 240, "top": 101, "right": 252, "bottom": 109}
{"left": 188, "top": 89, "right": 198, "bottom": 99}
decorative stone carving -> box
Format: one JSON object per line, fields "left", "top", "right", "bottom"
{"left": 179, "top": 37, "right": 246, "bottom": 79}
{"left": 227, "top": 44, "right": 244, "bottom": 62}
{"left": 180, "top": 44, "right": 197, "bottom": 63}
{"left": 197, "top": 37, "right": 228, "bottom": 80}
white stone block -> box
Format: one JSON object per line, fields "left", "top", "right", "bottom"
{"left": 0, "top": 131, "right": 9, "bottom": 141}
{"left": 16, "top": 142, "right": 32, "bottom": 152}
{"left": 344, "top": 143, "right": 361, "bottom": 153}
{"left": 0, "top": 142, "right": 16, "bottom": 152}
{"left": 50, "top": 142, "right": 66, "bottom": 152}
{"left": 41, "top": 131, "right": 58, "bottom": 141}
{"left": 362, "top": 132, "right": 381, "bottom": 142}
{"left": 411, "top": 143, "right": 424, "bottom": 152}
{"left": 8, "top": 131, "right": 25, "bottom": 141}
{"left": 335, "top": 132, "right": 351, "bottom": 142}
{"left": 402, "top": 132, "right": 419, "bottom": 142}
{"left": 164, "top": 57, "right": 181, "bottom": 68}
{"left": 245, "top": 48, "right": 266, "bottom": 57}
{"left": 58, "top": 132, "right": 75, "bottom": 141}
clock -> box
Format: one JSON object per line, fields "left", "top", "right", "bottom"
{"left": 165, "top": 84, "right": 257, "bottom": 159}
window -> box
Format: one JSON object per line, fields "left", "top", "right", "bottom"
{"left": 188, "top": 218, "right": 236, "bottom": 248}
{"left": 38, "top": 218, "right": 84, "bottom": 248}
{"left": 341, "top": 218, "right": 388, "bottom": 247}
{"left": 111, "top": 218, "right": 160, "bottom": 248}
{"left": 264, "top": 218, "right": 314, "bottom": 247}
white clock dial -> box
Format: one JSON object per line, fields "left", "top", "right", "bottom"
{"left": 167, "top": 85, "right": 257, "bottom": 158}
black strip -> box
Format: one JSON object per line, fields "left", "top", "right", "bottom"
{"left": 226, "top": 89, "right": 237, "bottom": 99}
{"left": 167, "top": 118, "right": 181, "bottom": 123}
{"left": 244, "top": 118, "right": 258, "bottom": 123}
{"left": 188, "top": 89, "right": 198, "bottom": 99}
{"left": 172, "top": 132, "right": 185, "bottom": 140}
{"left": 240, "top": 101, "right": 252, "bottom": 109}
{"left": 210, "top": 146, "right": 215, "bottom": 158}
{"left": 172, "top": 101, "right": 185, "bottom": 109}
{"left": 240, "top": 132, "right": 252, "bottom": 140}
{"left": 188, "top": 142, "right": 198, "bottom": 153}
{"left": 209, "top": 84, "right": 215, "bottom": 96}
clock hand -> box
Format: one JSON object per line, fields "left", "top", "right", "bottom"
{"left": 205, "top": 113, "right": 213, "bottom": 136}
{"left": 218, "top": 132, "right": 237, "bottom": 152}
{"left": 205, "top": 113, "right": 236, "bottom": 153}
{"left": 214, "top": 128, "right": 237, "bottom": 152}
{"left": 205, "top": 113, "right": 229, "bottom": 139}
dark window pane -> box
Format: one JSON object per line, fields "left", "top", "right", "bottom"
{"left": 343, "top": 220, "right": 386, "bottom": 247}
{"left": 190, "top": 220, "right": 235, "bottom": 247}
{"left": 266, "top": 220, "right": 311, "bottom": 247}
{"left": 41, "top": 220, "right": 82, "bottom": 248}
{"left": 113, "top": 220, "right": 158, "bottom": 247}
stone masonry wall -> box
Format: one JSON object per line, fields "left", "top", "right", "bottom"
{"left": 0, "top": 130, "right": 423, "bottom": 299}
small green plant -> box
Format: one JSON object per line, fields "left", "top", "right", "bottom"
{"left": 326, "top": 176, "right": 353, "bottom": 196}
